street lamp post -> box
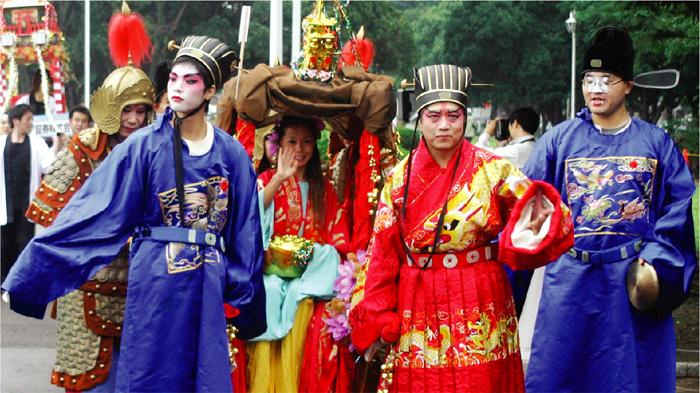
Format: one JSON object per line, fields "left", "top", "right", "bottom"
{"left": 566, "top": 11, "right": 576, "bottom": 119}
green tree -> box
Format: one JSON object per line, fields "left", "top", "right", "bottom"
{"left": 52, "top": 1, "right": 417, "bottom": 109}
{"left": 344, "top": 1, "right": 418, "bottom": 81}
{"left": 433, "top": 2, "right": 572, "bottom": 125}
{"left": 402, "top": 1, "right": 697, "bottom": 129}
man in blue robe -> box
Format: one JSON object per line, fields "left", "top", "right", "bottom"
{"left": 523, "top": 27, "right": 697, "bottom": 392}
{"left": 1, "top": 36, "right": 267, "bottom": 392}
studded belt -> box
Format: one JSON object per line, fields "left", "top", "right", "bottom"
{"left": 133, "top": 226, "right": 226, "bottom": 252}
{"left": 567, "top": 239, "right": 643, "bottom": 264}
{"left": 406, "top": 243, "right": 499, "bottom": 269}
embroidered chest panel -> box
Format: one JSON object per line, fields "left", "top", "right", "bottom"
{"left": 565, "top": 156, "right": 656, "bottom": 237}
{"left": 158, "top": 176, "right": 229, "bottom": 273}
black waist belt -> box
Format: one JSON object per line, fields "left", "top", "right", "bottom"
{"left": 567, "top": 239, "right": 642, "bottom": 264}
{"left": 133, "top": 226, "right": 226, "bottom": 252}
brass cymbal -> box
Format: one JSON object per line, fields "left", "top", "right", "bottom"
{"left": 625, "top": 259, "right": 659, "bottom": 311}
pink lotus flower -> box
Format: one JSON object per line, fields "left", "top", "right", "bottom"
{"left": 334, "top": 258, "right": 357, "bottom": 301}
{"left": 324, "top": 250, "right": 365, "bottom": 342}
{"left": 324, "top": 312, "right": 351, "bottom": 341}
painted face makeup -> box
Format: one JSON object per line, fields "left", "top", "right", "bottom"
{"left": 421, "top": 103, "right": 465, "bottom": 125}
{"left": 419, "top": 102, "right": 466, "bottom": 157}
{"left": 168, "top": 63, "right": 207, "bottom": 114}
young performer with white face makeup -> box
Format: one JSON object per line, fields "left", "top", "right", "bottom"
{"left": 2, "top": 36, "right": 267, "bottom": 392}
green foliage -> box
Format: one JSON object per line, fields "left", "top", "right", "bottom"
{"left": 317, "top": 128, "right": 330, "bottom": 164}
{"left": 665, "top": 118, "right": 699, "bottom": 155}
{"left": 50, "top": 0, "right": 697, "bottom": 130}
{"left": 396, "top": 125, "right": 419, "bottom": 156}
{"left": 406, "top": 2, "right": 460, "bottom": 68}
{"left": 344, "top": 1, "right": 418, "bottom": 82}
{"left": 411, "top": 1, "right": 572, "bottom": 124}
{"left": 404, "top": 1, "right": 698, "bottom": 127}
{"left": 664, "top": 117, "right": 699, "bottom": 179}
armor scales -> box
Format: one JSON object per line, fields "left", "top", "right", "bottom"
{"left": 24, "top": 128, "right": 130, "bottom": 391}
{"left": 26, "top": 128, "right": 108, "bottom": 226}
{"left": 51, "top": 247, "right": 128, "bottom": 390}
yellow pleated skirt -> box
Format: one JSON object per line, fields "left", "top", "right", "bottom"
{"left": 247, "top": 298, "right": 315, "bottom": 393}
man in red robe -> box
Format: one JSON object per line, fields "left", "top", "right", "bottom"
{"left": 349, "top": 64, "right": 574, "bottom": 393}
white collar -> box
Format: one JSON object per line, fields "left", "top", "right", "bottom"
{"left": 182, "top": 122, "right": 214, "bottom": 156}
{"left": 508, "top": 135, "right": 536, "bottom": 145}
{"left": 596, "top": 117, "right": 632, "bottom": 135}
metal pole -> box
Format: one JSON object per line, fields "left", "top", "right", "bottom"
{"left": 84, "top": 0, "right": 90, "bottom": 108}
{"left": 570, "top": 27, "right": 576, "bottom": 119}
{"left": 269, "top": 0, "right": 283, "bottom": 66}
{"left": 292, "top": 0, "right": 301, "bottom": 58}
{"left": 566, "top": 11, "right": 576, "bottom": 119}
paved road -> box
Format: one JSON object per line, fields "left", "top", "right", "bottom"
{"left": 0, "top": 297, "right": 697, "bottom": 393}
{"left": 1, "top": 299, "right": 61, "bottom": 393}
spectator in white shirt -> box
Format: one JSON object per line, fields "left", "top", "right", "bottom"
{"left": 475, "top": 107, "right": 539, "bottom": 169}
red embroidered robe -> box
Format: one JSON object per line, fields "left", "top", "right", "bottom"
{"left": 349, "top": 139, "right": 573, "bottom": 393}
{"left": 257, "top": 170, "right": 351, "bottom": 392}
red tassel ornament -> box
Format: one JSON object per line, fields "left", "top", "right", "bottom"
{"left": 108, "top": 1, "right": 152, "bottom": 68}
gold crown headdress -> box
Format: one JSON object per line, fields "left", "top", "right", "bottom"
{"left": 291, "top": 0, "right": 340, "bottom": 82}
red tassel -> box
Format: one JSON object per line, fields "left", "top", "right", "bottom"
{"left": 235, "top": 118, "right": 256, "bottom": 159}
{"left": 224, "top": 303, "right": 240, "bottom": 319}
{"left": 108, "top": 7, "right": 152, "bottom": 68}
{"left": 340, "top": 38, "right": 374, "bottom": 71}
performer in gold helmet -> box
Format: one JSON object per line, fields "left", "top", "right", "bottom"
{"left": 23, "top": 2, "right": 154, "bottom": 391}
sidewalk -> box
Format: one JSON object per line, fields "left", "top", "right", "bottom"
{"left": 677, "top": 376, "right": 699, "bottom": 392}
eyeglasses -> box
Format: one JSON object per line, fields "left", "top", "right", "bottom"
{"left": 582, "top": 75, "right": 624, "bottom": 93}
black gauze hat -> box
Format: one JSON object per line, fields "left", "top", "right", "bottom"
{"left": 582, "top": 27, "right": 634, "bottom": 81}
{"left": 153, "top": 60, "right": 171, "bottom": 100}
{"left": 414, "top": 64, "right": 471, "bottom": 112}
{"left": 174, "top": 36, "right": 239, "bottom": 89}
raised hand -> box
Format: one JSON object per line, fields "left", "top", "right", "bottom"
{"left": 263, "top": 146, "right": 299, "bottom": 209}
{"left": 274, "top": 146, "right": 298, "bottom": 181}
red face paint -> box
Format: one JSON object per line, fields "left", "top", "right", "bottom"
{"left": 422, "top": 103, "right": 464, "bottom": 125}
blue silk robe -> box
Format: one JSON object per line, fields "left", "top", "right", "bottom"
{"left": 2, "top": 110, "right": 267, "bottom": 392}
{"left": 523, "top": 108, "right": 697, "bottom": 392}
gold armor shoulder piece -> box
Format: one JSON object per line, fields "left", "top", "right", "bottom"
{"left": 74, "top": 129, "right": 109, "bottom": 161}
{"left": 78, "top": 127, "right": 102, "bottom": 152}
